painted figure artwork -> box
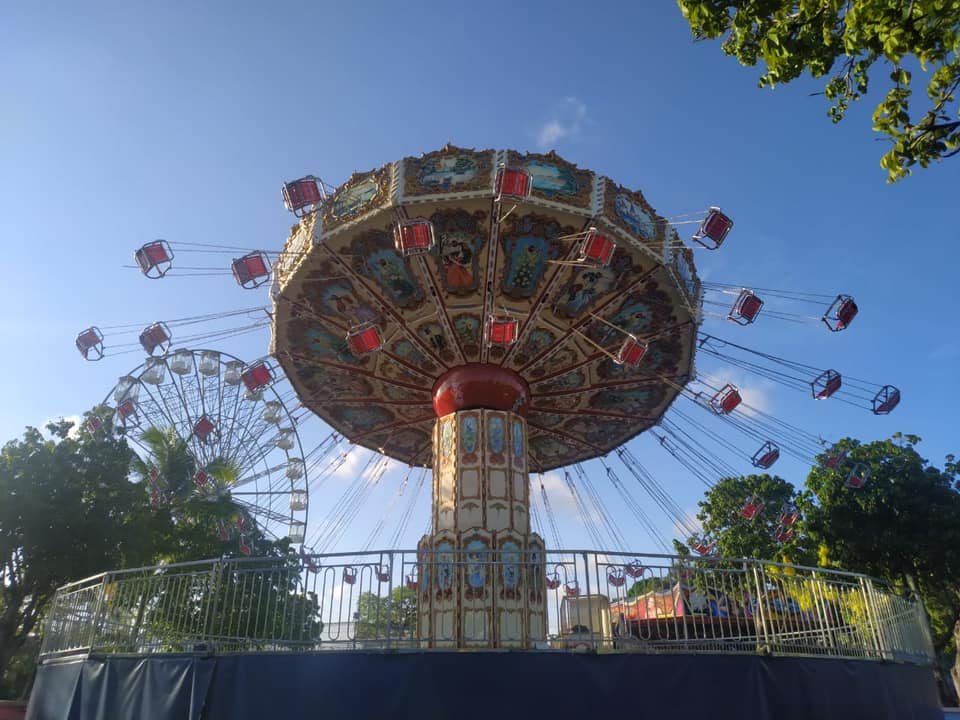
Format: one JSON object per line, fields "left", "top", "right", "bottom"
{"left": 510, "top": 328, "right": 555, "bottom": 367}
{"left": 388, "top": 428, "right": 430, "bottom": 458}
{"left": 351, "top": 230, "right": 424, "bottom": 310}
{"left": 502, "top": 237, "right": 552, "bottom": 298}
{"left": 417, "top": 155, "right": 478, "bottom": 190}
{"left": 530, "top": 435, "right": 572, "bottom": 461}
{"left": 466, "top": 539, "right": 487, "bottom": 590}
{"left": 589, "top": 386, "right": 664, "bottom": 415}
{"left": 500, "top": 215, "right": 565, "bottom": 299}
{"left": 674, "top": 247, "right": 699, "bottom": 298}
{"left": 501, "top": 541, "right": 520, "bottom": 592}
{"left": 533, "top": 394, "right": 579, "bottom": 411}
{"left": 309, "top": 279, "right": 379, "bottom": 324}
{"left": 562, "top": 416, "right": 626, "bottom": 446}
{"left": 529, "top": 347, "right": 578, "bottom": 378}
{"left": 437, "top": 542, "right": 454, "bottom": 592}
{"left": 554, "top": 254, "right": 631, "bottom": 319}
{"left": 512, "top": 419, "right": 524, "bottom": 459}
{"left": 528, "top": 543, "right": 544, "bottom": 597}
{"left": 488, "top": 415, "right": 505, "bottom": 455}
{"left": 416, "top": 321, "right": 449, "bottom": 357}
{"left": 331, "top": 175, "right": 380, "bottom": 219}
{"left": 379, "top": 358, "right": 426, "bottom": 386}
{"left": 586, "top": 298, "right": 655, "bottom": 349}
{"left": 453, "top": 315, "right": 481, "bottom": 357}
{"left": 462, "top": 415, "right": 478, "bottom": 454}
{"left": 303, "top": 325, "right": 361, "bottom": 364}
{"left": 525, "top": 159, "right": 579, "bottom": 198}
{"left": 535, "top": 370, "right": 585, "bottom": 394}
{"left": 429, "top": 209, "right": 486, "bottom": 296}
{"left": 614, "top": 193, "right": 657, "bottom": 239}
{"left": 383, "top": 383, "right": 419, "bottom": 402}
{"left": 528, "top": 412, "right": 564, "bottom": 428}
{"left": 328, "top": 405, "right": 394, "bottom": 432}
{"left": 391, "top": 339, "right": 435, "bottom": 373}
{"left": 506, "top": 151, "right": 593, "bottom": 207}
{"left": 441, "top": 416, "right": 454, "bottom": 459}
{"left": 312, "top": 369, "right": 373, "bottom": 398}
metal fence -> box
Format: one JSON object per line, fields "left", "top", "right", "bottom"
{"left": 38, "top": 550, "right": 935, "bottom": 664}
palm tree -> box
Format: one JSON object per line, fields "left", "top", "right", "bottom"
{"left": 129, "top": 426, "right": 257, "bottom": 559}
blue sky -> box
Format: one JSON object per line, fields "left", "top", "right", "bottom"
{"left": 2, "top": 1, "right": 957, "bottom": 555}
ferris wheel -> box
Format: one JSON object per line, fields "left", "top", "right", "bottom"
{"left": 103, "top": 348, "right": 309, "bottom": 546}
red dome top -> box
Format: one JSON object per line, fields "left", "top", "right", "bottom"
{"left": 432, "top": 364, "right": 530, "bottom": 417}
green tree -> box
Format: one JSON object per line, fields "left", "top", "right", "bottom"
{"left": 801, "top": 435, "right": 960, "bottom": 657}
{"left": 355, "top": 586, "right": 418, "bottom": 640}
{"left": 626, "top": 574, "right": 671, "bottom": 597}
{"left": 0, "top": 412, "right": 301, "bottom": 694}
{"left": 678, "top": 0, "right": 960, "bottom": 181}
{"left": 695, "top": 474, "right": 814, "bottom": 564}
{"left": 0, "top": 417, "right": 162, "bottom": 686}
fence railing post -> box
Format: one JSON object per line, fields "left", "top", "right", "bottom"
{"left": 202, "top": 560, "right": 225, "bottom": 647}
{"left": 750, "top": 563, "right": 770, "bottom": 654}
{"left": 385, "top": 551, "right": 394, "bottom": 650}
{"left": 88, "top": 573, "right": 112, "bottom": 654}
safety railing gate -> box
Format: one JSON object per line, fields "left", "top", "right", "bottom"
{"left": 39, "top": 550, "right": 935, "bottom": 664}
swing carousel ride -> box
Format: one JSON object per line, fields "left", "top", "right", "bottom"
{"left": 74, "top": 145, "right": 900, "bottom": 585}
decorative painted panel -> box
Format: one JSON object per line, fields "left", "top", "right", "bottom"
{"left": 499, "top": 214, "right": 567, "bottom": 300}
{"left": 349, "top": 229, "right": 424, "bottom": 310}
{"left": 505, "top": 150, "right": 593, "bottom": 210}
{"left": 321, "top": 166, "right": 390, "bottom": 231}
{"left": 402, "top": 146, "right": 495, "bottom": 198}
{"left": 428, "top": 209, "right": 487, "bottom": 296}
{"left": 603, "top": 181, "right": 662, "bottom": 249}
{"left": 275, "top": 147, "right": 700, "bottom": 473}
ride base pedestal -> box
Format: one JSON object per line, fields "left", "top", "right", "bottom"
{"left": 418, "top": 365, "right": 547, "bottom": 648}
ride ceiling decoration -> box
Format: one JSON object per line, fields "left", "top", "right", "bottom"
{"left": 270, "top": 146, "right": 702, "bottom": 472}
{"left": 74, "top": 144, "right": 900, "bottom": 554}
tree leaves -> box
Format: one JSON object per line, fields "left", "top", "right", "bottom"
{"left": 678, "top": 0, "right": 960, "bottom": 181}
{"left": 694, "top": 433, "right": 960, "bottom": 665}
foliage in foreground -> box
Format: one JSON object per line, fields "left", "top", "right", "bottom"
{"left": 678, "top": 0, "right": 960, "bottom": 181}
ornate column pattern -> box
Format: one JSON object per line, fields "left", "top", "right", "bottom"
{"left": 417, "top": 367, "right": 546, "bottom": 648}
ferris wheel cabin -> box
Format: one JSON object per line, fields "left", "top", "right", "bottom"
{"left": 751, "top": 441, "right": 780, "bottom": 469}
{"left": 578, "top": 229, "right": 617, "bottom": 267}
{"left": 75, "top": 327, "right": 104, "bottom": 361}
{"left": 135, "top": 240, "right": 173, "bottom": 279}
{"left": 872, "top": 385, "right": 901, "bottom": 415}
{"left": 728, "top": 288, "right": 763, "bottom": 325}
{"left": 232, "top": 251, "right": 272, "bottom": 289}
{"left": 494, "top": 165, "right": 533, "bottom": 203}
{"left": 692, "top": 207, "right": 733, "bottom": 250}
{"left": 811, "top": 369, "right": 842, "bottom": 400}
{"left": 822, "top": 294, "right": 858, "bottom": 332}
{"left": 393, "top": 218, "right": 436, "bottom": 256}
{"left": 709, "top": 384, "right": 742, "bottom": 414}
{"left": 282, "top": 176, "right": 323, "bottom": 217}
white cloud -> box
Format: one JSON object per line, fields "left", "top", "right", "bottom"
{"left": 534, "top": 97, "right": 588, "bottom": 149}
{"left": 330, "top": 446, "right": 368, "bottom": 479}
{"left": 536, "top": 471, "right": 578, "bottom": 513}
{"left": 536, "top": 121, "right": 566, "bottom": 147}
{"left": 699, "top": 368, "right": 773, "bottom": 417}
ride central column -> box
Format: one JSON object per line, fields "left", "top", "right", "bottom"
{"left": 417, "top": 364, "right": 547, "bottom": 648}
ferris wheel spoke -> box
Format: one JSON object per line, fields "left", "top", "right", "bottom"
{"left": 232, "top": 499, "right": 290, "bottom": 526}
